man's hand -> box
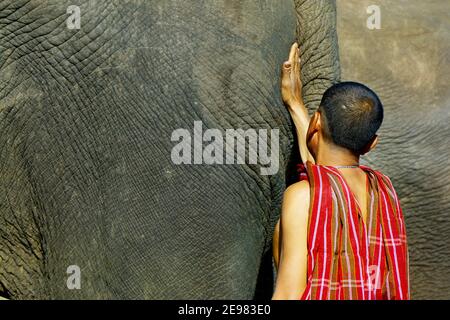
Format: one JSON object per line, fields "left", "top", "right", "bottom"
{"left": 280, "top": 43, "right": 314, "bottom": 164}
{"left": 281, "top": 43, "right": 304, "bottom": 110}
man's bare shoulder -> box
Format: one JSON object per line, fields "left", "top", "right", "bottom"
{"left": 284, "top": 180, "right": 310, "bottom": 202}
{"left": 282, "top": 180, "right": 310, "bottom": 222}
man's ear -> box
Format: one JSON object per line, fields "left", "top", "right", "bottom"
{"left": 306, "top": 111, "right": 321, "bottom": 143}
{"left": 361, "top": 135, "right": 379, "bottom": 155}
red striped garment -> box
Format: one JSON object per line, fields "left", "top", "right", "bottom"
{"left": 299, "top": 161, "right": 410, "bottom": 300}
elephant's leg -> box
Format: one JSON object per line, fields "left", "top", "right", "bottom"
{"left": 295, "top": 0, "right": 341, "bottom": 110}
{"left": 281, "top": 0, "right": 341, "bottom": 188}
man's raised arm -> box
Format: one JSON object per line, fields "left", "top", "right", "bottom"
{"left": 281, "top": 43, "right": 315, "bottom": 164}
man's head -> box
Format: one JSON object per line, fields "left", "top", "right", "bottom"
{"left": 307, "top": 81, "right": 384, "bottom": 157}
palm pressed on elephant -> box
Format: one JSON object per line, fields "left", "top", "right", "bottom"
{"left": 0, "top": 0, "right": 339, "bottom": 299}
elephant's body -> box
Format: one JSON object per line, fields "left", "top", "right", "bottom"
{"left": 0, "top": 0, "right": 339, "bottom": 299}
{"left": 337, "top": 0, "right": 450, "bottom": 299}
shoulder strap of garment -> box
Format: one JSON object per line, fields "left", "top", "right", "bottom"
{"left": 360, "top": 166, "right": 410, "bottom": 299}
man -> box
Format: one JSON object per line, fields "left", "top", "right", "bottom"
{"left": 272, "top": 43, "right": 409, "bottom": 300}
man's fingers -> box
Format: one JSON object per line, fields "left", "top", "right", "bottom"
{"left": 288, "top": 42, "right": 298, "bottom": 64}
{"left": 282, "top": 43, "right": 300, "bottom": 82}
{"left": 294, "top": 46, "right": 299, "bottom": 75}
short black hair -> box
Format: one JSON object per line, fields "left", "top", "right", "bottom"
{"left": 318, "top": 81, "right": 384, "bottom": 153}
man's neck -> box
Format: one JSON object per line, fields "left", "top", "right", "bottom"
{"left": 315, "top": 142, "right": 360, "bottom": 167}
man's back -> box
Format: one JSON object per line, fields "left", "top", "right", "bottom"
{"left": 338, "top": 167, "right": 370, "bottom": 224}
{"left": 273, "top": 162, "right": 409, "bottom": 300}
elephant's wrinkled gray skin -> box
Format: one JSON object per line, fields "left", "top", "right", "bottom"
{"left": 0, "top": 0, "right": 339, "bottom": 299}
{"left": 337, "top": 0, "right": 450, "bottom": 299}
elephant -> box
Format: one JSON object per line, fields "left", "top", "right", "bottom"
{"left": 0, "top": 0, "right": 340, "bottom": 299}
{"left": 336, "top": 0, "right": 450, "bottom": 299}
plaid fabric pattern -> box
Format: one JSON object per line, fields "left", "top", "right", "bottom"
{"left": 299, "top": 161, "right": 410, "bottom": 300}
